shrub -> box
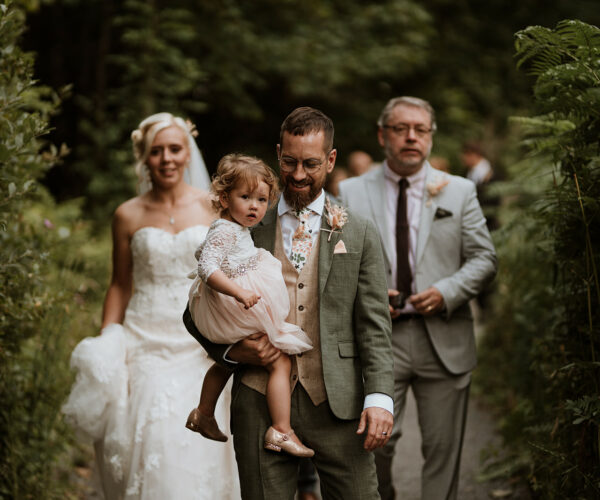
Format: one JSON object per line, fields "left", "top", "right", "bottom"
{"left": 477, "top": 20, "right": 600, "bottom": 498}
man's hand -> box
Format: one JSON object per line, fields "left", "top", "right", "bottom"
{"left": 409, "top": 286, "right": 444, "bottom": 315}
{"left": 227, "top": 332, "right": 280, "bottom": 366}
{"left": 356, "top": 407, "right": 393, "bottom": 451}
{"left": 388, "top": 289, "right": 402, "bottom": 320}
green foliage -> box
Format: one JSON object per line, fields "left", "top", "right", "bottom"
{"left": 0, "top": 1, "right": 107, "bottom": 497}
{"left": 25, "top": 0, "right": 433, "bottom": 223}
{"left": 477, "top": 19, "right": 600, "bottom": 498}
{"left": 0, "top": 0, "right": 57, "bottom": 370}
{"left": 75, "top": 0, "right": 208, "bottom": 222}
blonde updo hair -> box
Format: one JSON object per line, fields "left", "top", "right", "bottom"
{"left": 211, "top": 153, "right": 280, "bottom": 213}
{"left": 131, "top": 112, "right": 197, "bottom": 190}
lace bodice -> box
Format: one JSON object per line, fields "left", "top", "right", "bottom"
{"left": 128, "top": 225, "right": 207, "bottom": 306}
{"left": 195, "top": 219, "right": 258, "bottom": 281}
{"left": 124, "top": 225, "right": 209, "bottom": 350}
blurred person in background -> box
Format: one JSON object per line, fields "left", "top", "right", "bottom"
{"left": 461, "top": 142, "right": 493, "bottom": 186}
{"left": 347, "top": 150, "right": 374, "bottom": 177}
{"left": 461, "top": 141, "right": 499, "bottom": 232}
{"left": 428, "top": 154, "right": 450, "bottom": 173}
{"left": 339, "top": 97, "right": 497, "bottom": 500}
{"left": 324, "top": 165, "right": 348, "bottom": 197}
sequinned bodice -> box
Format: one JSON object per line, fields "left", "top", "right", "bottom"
{"left": 195, "top": 219, "right": 258, "bottom": 281}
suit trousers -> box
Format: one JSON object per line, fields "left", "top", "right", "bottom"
{"left": 375, "top": 317, "right": 470, "bottom": 500}
{"left": 230, "top": 381, "right": 380, "bottom": 500}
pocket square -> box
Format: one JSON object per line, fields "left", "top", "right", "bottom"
{"left": 333, "top": 240, "right": 347, "bottom": 254}
{"left": 434, "top": 207, "right": 453, "bottom": 219}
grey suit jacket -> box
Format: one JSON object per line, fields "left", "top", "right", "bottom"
{"left": 338, "top": 163, "right": 497, "bottom": 375}
{"left": 184, "top": 201, "right": 393, "bottom": 420}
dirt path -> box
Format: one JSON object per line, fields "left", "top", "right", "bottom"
{"left": 391, "top": 389, "right": 530, "bottom": 499}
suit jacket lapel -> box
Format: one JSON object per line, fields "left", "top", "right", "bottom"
{"left": 366, "top": 168, "right": 392, "bottom": 268}
{"left": 416, "top": 165, "right": 436, "bottom": 265}
{"left": 251, "top": 206, "right": 277, "bottom": 252}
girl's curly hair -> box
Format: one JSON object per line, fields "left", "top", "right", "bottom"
{"left": 211, "top": 154, "right": 280, "bottom": 213}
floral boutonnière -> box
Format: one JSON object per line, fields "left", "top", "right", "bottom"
{"left": 425, "top": 174, "right": 449, "bottom": 207}
{"left": 321, "top": 197, "right": 348, "bottom": 241}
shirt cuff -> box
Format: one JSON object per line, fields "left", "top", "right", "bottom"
{"left": 223, "top": 344, "right": 239, "bottom": 365}
{"left": 363, "top": 393, "right": 394, "bottom": 415}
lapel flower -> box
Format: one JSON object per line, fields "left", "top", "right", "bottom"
{"left": 426, "top": 175, "right": 449, "bottom": 206}
{"left": 321, "top": 197, "right": 348, "bottom": 241}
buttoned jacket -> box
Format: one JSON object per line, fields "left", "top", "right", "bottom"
{"left": 185, "top": 201, "right": 393, "bottom": 420}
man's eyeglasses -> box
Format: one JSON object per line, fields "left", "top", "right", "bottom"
{"left": 279, "top": 155, "right": 329, "bottom": 173}
{"left": 383, "top": 123, "right": 432, "bottom": 138}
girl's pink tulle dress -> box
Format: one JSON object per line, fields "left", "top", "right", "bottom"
{"left": 188, "top": 219, "right": 312, "bottom": 354}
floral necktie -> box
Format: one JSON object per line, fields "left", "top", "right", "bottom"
{"left": 290, "top": 208, "right": 313, "bottom": 271}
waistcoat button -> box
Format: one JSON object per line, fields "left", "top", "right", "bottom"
{"left": 298, "top": 305, "right": 304, "bottom": 311}
{"left": 298, "top": 283, "right": 304, "bottom": 289}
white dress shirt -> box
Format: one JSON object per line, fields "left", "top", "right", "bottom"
{"left": 278, "top": 189, "right": 326, "bottom": 258}
{"left": 384, "top": 161, "right": 426, "bottom": 313}
{"left": 467, "top": 158, "right": 492, "bottom": 186}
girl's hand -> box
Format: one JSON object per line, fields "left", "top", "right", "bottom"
{"left": 236, "top": 289, "right": 260, "bottom": 309}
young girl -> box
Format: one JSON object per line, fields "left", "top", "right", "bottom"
{"left": 186, "top": 153, "right": 314, "bottom": 458}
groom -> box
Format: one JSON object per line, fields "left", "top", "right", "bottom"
{"left": 184, "top": 107, "right": 394, "bottom": 499}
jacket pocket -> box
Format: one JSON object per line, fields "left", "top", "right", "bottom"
{"left": 338, "top": 341, "right": 358, "bottom": 358}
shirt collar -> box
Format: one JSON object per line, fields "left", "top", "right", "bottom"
{"left": 383, "top": 160, "right": 428, "bottom": 186}
{"left": 277, "top": 189, "right": 326, "bottom": 217}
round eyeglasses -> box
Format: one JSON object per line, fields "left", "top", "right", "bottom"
{"left": 278, "top": 154, "right": 329, "bottom": 173}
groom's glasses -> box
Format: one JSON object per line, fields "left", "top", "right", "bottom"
{"left": 279, "top": 154, "right": 330, "bottom": 173}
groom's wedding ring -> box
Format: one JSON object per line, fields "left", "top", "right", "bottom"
{"left": 382, "top": 431, "right": 388, "bottom": 435}
{"left": 427, "top": 305, "right": 432, "bottom": 311}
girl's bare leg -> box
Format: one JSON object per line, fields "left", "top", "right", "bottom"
{"left": 265, "top": 354, "right": 293, "bottom": 433}
{"left": 264, "top": 354, "right": 314, "bottom": 457}
{"left": 199, "top": 363, "right": 232, "bottom": 416}
{"left": 186, "top": 362, "right": 232, "bottom": 442}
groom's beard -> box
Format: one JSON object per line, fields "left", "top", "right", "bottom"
{"left": 282, "top": 177, "right": 324, "bottom": 211}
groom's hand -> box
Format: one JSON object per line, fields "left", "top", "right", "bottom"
{"left": 356, "top": 407, "right": 393, "bottom": 451}
{"left": 227, "top": 332, "right": 281, "bottom": 366}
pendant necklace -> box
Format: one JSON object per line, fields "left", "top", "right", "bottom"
{"left": 168, "top": 215, "right": 175, "bottom": 225}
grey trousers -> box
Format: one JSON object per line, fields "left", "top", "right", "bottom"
{"left": 375, "top": 317, "right": 470, "bottom": 500}
{"left": 230, "top": 381, "right": 380, "bottom": 500}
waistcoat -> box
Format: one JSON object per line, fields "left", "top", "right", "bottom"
{"left": 241, "top": 219, "right": 327, "bottom": 406}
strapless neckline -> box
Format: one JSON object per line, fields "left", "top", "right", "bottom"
{"left": 132, "top": 224, "right": 210, "bottom": 240}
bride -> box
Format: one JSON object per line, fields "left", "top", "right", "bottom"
{"left": 63, "top": 113, "right": 240, "bottom": 499}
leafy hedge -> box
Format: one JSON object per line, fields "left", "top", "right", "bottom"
{"left": 477, "top": 20, "right": 600, "bottom": 498}
{"left": 0, "top": 2, "right": 108, "bottom": 497}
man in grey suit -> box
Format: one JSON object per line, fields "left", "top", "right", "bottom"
{"left": 338, "top": 97, "right": 497, "bottom": 500}
{"left": 184, "top": 107, "right": 394, "bottom": 499}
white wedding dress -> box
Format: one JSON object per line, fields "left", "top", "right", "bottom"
{"left": 63, "top": 225, "right": 240, "bottom": 499}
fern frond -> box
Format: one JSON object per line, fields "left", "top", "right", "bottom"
{"left": 515, "top": 25, "right": 563, "bottom": 74}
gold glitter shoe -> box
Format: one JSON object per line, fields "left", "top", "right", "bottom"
{"left": 263, "top": 426, "right": 314, "bottom": 457}
{"left": 185, "top": 408, "right": 228, "bottom": 442}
